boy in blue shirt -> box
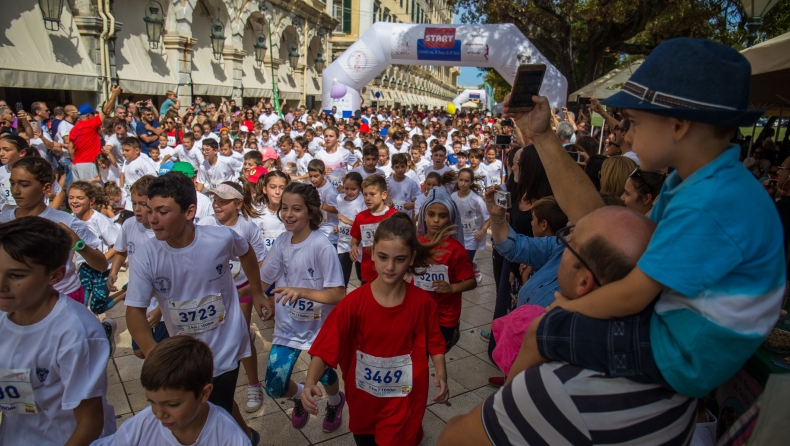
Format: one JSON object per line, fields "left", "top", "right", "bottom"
{"left": 500, "top": 38, "right": 785, "bottom": 398}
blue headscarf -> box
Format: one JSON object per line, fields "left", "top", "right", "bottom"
{"left": 416, "top": 187, "right": 464, "bottom": 246}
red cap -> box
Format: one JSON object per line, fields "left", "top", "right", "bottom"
{"left": 247, "top": 167, "right": 268, "bottom": 184}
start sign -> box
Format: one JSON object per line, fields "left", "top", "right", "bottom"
{"left": 423, "top": 28, "right": 456, "bottom": 48}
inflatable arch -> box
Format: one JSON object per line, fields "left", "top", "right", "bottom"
{"left": 322, "top": 22, "right": 568, "bottom": 117}
{"left": 452, "top": 89, "right": 489, "bottom": 109}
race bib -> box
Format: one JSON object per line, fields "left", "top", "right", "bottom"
{"left": 329, "top": 175, "right": 344, "bottom": 189}
{"left": 322, "top": 210, "right": 329, "bottom": 223}
{"left": 286, "top": 299, "right": 323, "bottom": 322}
{"left": 167, "top": 135, "right": 176, "bottom": 147}
{"left": 414, "top": 265, "right": 449, "bottom": 291}
{"left": 355, "top": 351, "right": 413, "bottom": 398}
{"left": 462, "top": 218, "right": 477, "bottom": 234}
{"left": 360, "top": 223, "right": 379, "bottom": 247}
{"left": 228, "top": 260, "right": 241, "bottom": 278}
{"left": 168, "top": 294, "right": 226, "bottom": 334}
{"left": 0, "top": 368, "right": 39, "bottom": 415}
{"left": 263, "top": 230, "right": 283, "bottom": 251}
{"left": 0, "top": 184, "right": 14, "bottom": 206}
{"left": 338, "top": 222, "right": 352, "bottom": 244}
{"left": 392, "top": 200, "right": 406, "bottom": 212}
{"left": 489, "top": 175, "right": 501, "bottom": 185}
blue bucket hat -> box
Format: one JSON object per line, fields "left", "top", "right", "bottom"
{"left": 602, "top": 38, "right": 763, "bottom": 127}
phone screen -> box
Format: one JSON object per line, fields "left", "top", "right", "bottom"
{"left": 494, "top": 135, "right": 512, "bottom": 146}
{"left": 510, "top": 69, "right": 546, "bottom": 109}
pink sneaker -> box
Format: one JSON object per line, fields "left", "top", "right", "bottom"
{"left": 322, "top": 391, "right": 346, "bottom": 433}
{"left": 291, "top": 398, "right": 309, "bottom": 430}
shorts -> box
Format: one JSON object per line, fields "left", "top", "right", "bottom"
{"left": 439, "top": 324, "right": 460, "bottom": 352}
{"left": 536, "top": 299, "right": 672, "bottom": 389}
{"left": 131, "top": 322, "right": 170, "bottom": 351}
{"left": 264, "top": 344, "right": 338, "bottom": 398}
{"left": 209, "top": 364, "right": 240, "bottom": 414}
{"left": 236, "top": 281, "right": 251, "bottom": 304}
{"left": 71, "top": 163, "right": 99, "bottom": 182}
{"left": 78, "top": 264, "right": 112, "bottom": 314}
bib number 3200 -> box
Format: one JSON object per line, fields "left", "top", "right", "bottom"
{"left": 355, "top": 351, "right": 413, "bottom": 398}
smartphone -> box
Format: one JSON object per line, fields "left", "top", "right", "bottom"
{"left": 509, "top": 64, "right": 547, "bottom": 113}
{"left": 578, "top": 97, "right": 591, "bottom": 106}
{"left": 29, "top": 120, "right": 41, "bottom": 133}
{"left": 494, "top": 134, "right": 512, "bottom": 146}
{"left": 15, "top": 102, "right": 24, "bottom": 113}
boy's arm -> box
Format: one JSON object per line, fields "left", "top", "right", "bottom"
{"left": 337, "top": 214, "right": 354, "bottom": 225}
{"left": 437, "top": 403, "right": 494, "bottom": 446}
{"left": 350, "top": 238, "right": 360, "bottom": 262}
{"left": 273, "top": 285, "right": 345, "bottom": 305}
{"left": 107, "top": 251, "right": 127, "bottom": 291}
{"left": 431, "top": 353, "right": 449, "bottom": 404}
{"left": 240, "top": 244, "right": 274, "bottom": 321}
{"left": 320, "top": 203, "right": 338, "bottom": 214}
{"left": 559, "top": 266, "right": 663, "bottom": 319}
{"left": 302, "top": 356, "right": 329, "bottom": 415}
{"left": 127, "top": 306, "right": 156, "bottom": 357}
{"left": 65, "top": 396, "right": 105, "bottom": 446}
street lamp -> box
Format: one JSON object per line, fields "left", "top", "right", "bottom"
{"left": 289, "top": 47, "right": 300, "bottom": 68}
{"left": 39, "top": 0, "right": 64, "bottom": 31}
{"left": 742, "top": 0, "right": 780, "bottom": 47}
{"left": 143, "top": 0, "right": 165, "bottom": 49}
{"left": 373, "top": 76, "right": 382, "bottom": 87}
{"left": 253, "top": 32, "right": 267, "bottom": 66}
{"left": 210, "top": 4, "right": 225, "bottom": 61}
{"left": 314, "top": 52, "right": 325, "bottom": 71}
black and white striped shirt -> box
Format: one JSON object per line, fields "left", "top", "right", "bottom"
{"left": 482, "top": 362, "right": 696, "bottom": 445}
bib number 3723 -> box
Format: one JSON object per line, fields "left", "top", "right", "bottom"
{"left": 0, "top": 368, "right": 39, "bottom": 415}
{"left": 168, "top": 294, "right": 226, "bottom": 334}
{"left": 355, "top": 351, "right": 413, "bottom": 398}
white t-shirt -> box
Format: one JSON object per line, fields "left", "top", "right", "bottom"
{"left": 259, "top": 230, "right": 344, "bottom": 350}
{"left": 91, "top": 402, "right": 250, "bottom": 446}
{"left": 335, "top": 193, "right": 366, "bottom": 254}
{"left": 423, "top": 165, "right": 451, "bottom": 178}
{"left": 99, "top": 163, "right": 121, "bottom": 185}
{"left": 251, "top": 204, "right": 286, "bottom": 251}
{"left": 414, "top": 192, "right": 428, "bottom": 220}
{"left": 414, "top": 158, "right": 431, "bottom": 183}
{"left": 295, "top": 153, "right": 314, "bottom": 180}
{"left": 451, "top": 191, "right": 490, "bottom": 251}
{"left": 0, "top": 294, "right": 116, "bottom": 445}
{"left": 0, "top": 207, "right": 100, "bottom": 294}
{"left": 470, "top": 165, "right": 493, "bottom": 191}
{"left": 194, "top": 193, "right": 215, "bottom": 224}
{"left": 386, "top": 176, "right": 421, "bottom": 217}
{"left": 350, "top": 166, "right": 385, "bottom": 179}
{"left": 125, "top": 225, "right": 252, "bottom": 376}
{"left": 173, "top": 144, "right": 205, "bottom": 170}
{"left": 122, "top": 156, "right": 158, "bottom": 196}
{"left": 76, "top": 210, "right": 119, "bottom": 266}
{"left": 55, "top": 119, "right": 75, "bottom": 144}
{"left": 0, "top": 165, "right": 14, "bottom": 212}
{"left": 377, "top": 162, "right": 393, "bottom": 177}
{"left": 198, "top": 215, "right": 266, "bottom": 286}
{"left": 106, "top": 133, "right": 134, "bottom": 163}
{"left": 482, "top": 159, "right": 504, "bottom": 186}
{"left": 315, "top": 181, "right": 339, "bottom": 244}
{"left": 281, "top": 150, "right": 298, "bottom": 172}
{"left": 217, "top": 154, "right": 243, "bottom": 176}
{"left": 113, "top": 218, "right": 158, "bottom": 314}
{"left": 622, "top": 150, "right": 640, "bottom": 165}
{"left": 197, "top": 158, "right": 236, "bottom": 190}
{"left": 307, "top": 137, "right": 324, "bottom": 155}
{"left": 314, "top": 148, "right": 353, "bottom": 189}
{"left": 258, "top": 112, "right": 280, "bottom": 130}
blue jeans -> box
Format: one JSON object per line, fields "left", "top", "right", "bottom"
{"left": 265, "top": 344, "right": 338, "bottom": 398}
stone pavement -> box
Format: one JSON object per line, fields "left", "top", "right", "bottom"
{"left": 103, "top": 246, "right": 502, "bottom": 445}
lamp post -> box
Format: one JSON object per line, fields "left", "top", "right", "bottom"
{"left": 253, "top": 32, "right": 267, "bottom": 67}
{"left": 258, "top": 1, "right": 283, "bottom": 118}
{"left": 373, "top": 76, "right": 382, "bottom": 87}
{"left": 210, "top": 3, "right": 225, "bottom": 61}
{"left": 39, "top": 0, "right": 64, "bottom": 31}
{"left": 143, "top": 0, "right": 165, "bottom": 49}
{"left": 742, "top": 0, "right": 780, "bottom": 47}
{"left": 289, "top": 47, "right": 300, "bottom": 68}
{"left": 314, "top": 52, "right": 325, "bottom": 72}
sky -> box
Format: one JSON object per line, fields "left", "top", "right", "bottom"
{"left": 453, "top": 8, "right": 483, "bottom": 87}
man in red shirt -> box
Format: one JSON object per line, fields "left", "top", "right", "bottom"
{"left": 68, "top": 85, "right": 121, "bottom": 181}
{"left": 350, "top": 175, "right": 397, "bottom": 284}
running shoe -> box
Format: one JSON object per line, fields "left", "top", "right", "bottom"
{"left": 322, "top": 391, "right": 346, "bottom": 433}
{"left": 292, "top": 398, "right": 309, "bottom": 430}
{"left": 102, "top": 318, "right": 117, "bottom": 357}
{"left": 245, "top": 385, "right": 264, "bottom": 413}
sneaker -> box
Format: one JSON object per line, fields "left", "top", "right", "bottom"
{"left": 291, "top": 398, "right": 309, "bottom": 430}
{"left": 488, "top": 376, "right": 505, "bottom": 387}
{"left": 473, "top": 263, "right": 483, "bottom": 285}
{"left": 322, "top": 391, "right": 346, "bottom": 433}
{"left": 245, "top": 385, "right": 264, "bottom": 413}
{"left": 480, "top": 330, "right": 491, "bottom": 342}
{"left": 102, "top": 318, "right": 117, "bottom": 357}
{"left": 249, "top": 428, "right": 260, "bottom": 446}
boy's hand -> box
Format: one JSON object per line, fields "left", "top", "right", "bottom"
{"left": 333, "top": 226, "right": 339, "bottom": 234}
{"left": 432, "top": 376, "right": 449, "bottom": 404}
{"left": 107, "top": 272, "right": 118, "bottom": 292}
{"left": 503, "top": 94, "right": 552, "bottom": 141}
{"left": 146, "top": 306, "right": 162, "bottom": 329}
{"left": 301, "top": 382, "right": 323, "bottom": 415}
{"left": 350, "top": 244, "right": 360, "bottom": 262}
{"left": 474, "top": 229, "right": 486, "bottom": 242}
{"left": 253, "top": 292, "right": 274, "bottom": 321}
{"left": 273, "top": 286, "right": 304, "bottom": 306}
{"left": 432, "top": 280, "right": 453, "bottom": 294}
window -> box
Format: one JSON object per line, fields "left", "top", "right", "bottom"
{"left": 383, "top": 8, "right": 390, "bottom": 22}
{"left": 333, "top": 2, "right": 343, "bottom": 32}
{"left": 416, "top": 5, "right": 421, "bottom": 23}
{"left": 343, "top": 0, "right": 351, "bottom": 33}
{"left": 400, "top": 0, "right": 404, "bottom": 8}
{"left": 373, "top": 1, "right": 380, "bottom": 22}
{"left": 334, "top": 0, "right": 351, "bottom": 33}
{"left": 411, "top": 0, "right": 415, "bottom": 19}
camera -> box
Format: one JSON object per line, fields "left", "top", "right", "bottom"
{"left": 494, "top": 190, "right": 511, "bottom": 209}
{"left": 494, "top": 134, "right": 512, "bottom": 146}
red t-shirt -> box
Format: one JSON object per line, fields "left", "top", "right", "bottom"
{"left": 166, "top": 128, "right": 182, "bottom": 148}
{"left": 416, "top": 235, "right": 474, "bottom": 328}
{"left": 69, "top": 115, "right": 102, "bottom": 164}
{"left": 350, "top": 207, "right": 398, "bottom": 282}
{"left": 309, "top": 283, "right": 445, "bottom": 446}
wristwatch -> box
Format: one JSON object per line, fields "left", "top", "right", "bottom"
{"left": 72, "top": 239, "right": 86, "bottom": 251}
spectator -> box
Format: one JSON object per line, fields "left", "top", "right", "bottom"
{"left": 599, "top": 155, "right": 637, "bottom": 197}
{"left": 616, "top": 118, "right": 640, "bottom": 164}
{"left": 159, "top": 90, "right": 180, "bottom": 116}
{"left": 258, "top": 103, "right": 279, "bottom": 130}
{"left": 743, "top": 147, "right": 772, "bottom": 177}
{"left": 135, "top": 106, "right": 163, "bottom": 155}
{"left": 51, "top": 106, "right": 65, "bottom": 135}
{"left": 68, "top": 85, "right": 121, "bottom": 181}
{"left": 621, "top": 168, "right": 666, "bottom": 215}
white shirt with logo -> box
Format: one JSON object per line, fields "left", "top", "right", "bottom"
{"left": 198, "top": 215, "right": 266, "bottom": 287}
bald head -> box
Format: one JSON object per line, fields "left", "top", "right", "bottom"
{"left": 558, "top": 206, "right": 656, "bottom": 299}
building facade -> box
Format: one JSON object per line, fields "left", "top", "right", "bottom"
{"left": 328, "top": 0, "right": 459, "bottom": 109}
{"left": 0, "top": 0, "right": 337, "bottom": 110}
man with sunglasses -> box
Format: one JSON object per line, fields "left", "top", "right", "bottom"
{"left": 257, "top": 102, "right": 279, "bottom": 130}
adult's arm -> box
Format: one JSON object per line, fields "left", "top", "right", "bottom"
{"left": 438, "top": 403, "right": 494, "bottom": 446}
{"left": 505, "top": 94, "right": 604, "bottom": 224}
{"left": 590, "top": 97, "right": 620, "bottom": 132}
{"left": 100, "top": 86, "right": 121, "bottom": 120}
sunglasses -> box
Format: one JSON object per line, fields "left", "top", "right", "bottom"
{"left": 555, "top": 226, "right": 601, "bottom": 287}
{"left": 607, "top": 141, "right": 620, "bottom": 148}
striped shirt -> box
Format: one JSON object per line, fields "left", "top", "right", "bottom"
{"left": 482, "top": 362, "right": 696, "bottom": 446}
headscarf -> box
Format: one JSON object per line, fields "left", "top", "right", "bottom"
{"left": 416, "top": 187, "right": 464, "bottom": 246}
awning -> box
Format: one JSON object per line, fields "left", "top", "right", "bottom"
{"left": 742, "top": 32, "right": 790, "bottom": 111}
{"left": 305, "top": 73, "right": 321, "bottom": 96}
{"left": 0, "top": 1, "right": 97, "bottom": 91}
{"left": 569, "top": 60, "right": 643, "bottom": 102}
{"left": 114, "top": 0, "right": 177, "bottom": 95}
{"left": 241, "top": 54, "right": 273, "bottom": 99}
{"left": 276, "top": 65, "right": 302, "bottom": 101}
{"left": 191, "top": 44, "right": 233, "bottom": 97}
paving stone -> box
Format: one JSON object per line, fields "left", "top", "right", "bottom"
{"left": 107, "top": 382, "right": 131, "bottom": 415}
{"left": 122, "top": 379, "right": 149, "bottom": 413}
{"left": 420, "top": 409, "right": 449, "bottom": 445}
{"left": 114, "top": 354, "right": 144, "bottom": 382}
{"left": 455, "top": 325, "right": 492, "bottom": 356}
{"left": 445, "top": 356, "right": 502, "bottom": 391}
{"left": 252, "top": 410, "right": 311, "bottom": 446}
{"left": 427, "top": 391, "right": 485, "bottom": 423}
{"left": 459, "top": 305, "right": 494, "bottom": 327}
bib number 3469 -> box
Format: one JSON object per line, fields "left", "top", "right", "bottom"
{"left": 355, "top": 351, "right": 413, "bottom": 398}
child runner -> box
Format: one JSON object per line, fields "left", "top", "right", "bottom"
{"left": 413, "top": 172, "right": 441, "bottom": 224}
{"left": 302, "top": 213, "right": 450, "bottom": 446}
{"left": 307, "top": 159, "right": 340, "bottom": 246}
{"left": 292, "top": 136, "right": 314, "bottom": 183}
{"left": 386, "top": 153, "right": 421, "bottom": 218}
{"left": 198, "top": 180, "right": 268, "bottom": 414}
{"left": 350, "top": 175, "right": 398, "bottom": 285}
{"left": 336, "top": 172, "right": 366, "bottom": 287}
{"left": 350, "top": 144, "right": 385, "bottom": 179}
{"left": 416, "top": 188, "right": 477, "bottom": 351}
{"left": 107, "top": 176, "right": 169, "bottom": 360}
{"left": 125, "top": 172, "right": 271, "bottom": 445}
{"left": 198, "top": 139, "right": 235, "bottom": 192}
{"left": 452, "top": 168, "right": 490, "bottom": 263}
{"left": 96, "top": 152, "right": 121, "bottom": 186}
{"left": 422, "top": 145, "right": 451, "bottom": 178}
{"left": 376, "top": 146, "right": 393, "bottom": 177}
{"left": 253, "top": 182, "right": 346, "bottom": 432}
{"left": 0, "top": 134, "right": 37, "bottom": 212}
{"left": 483, "top": 147, "right": 505, "bottom": 186}
{"left": 467, "top": 148, "right": 493, "bottom": 192}
{"left": 93, "top": 336, "right": 251, "bottom": 446}
{"left": 120, "top": 137, "right": 158, "bottom": 201}
{"left": 68, "top": 181, "right": 120, "bottom": 315}
{"left": 0, "top": 217, "right": 116, "bottom": 445}
{"left": 251, "top": 169, "right": 289, "bottom": 252}
{"left": 173, "top": 133, "right": 204, "bottom": 171}
{"left": 314, "top": 126, "right": 353, "bottom": 192}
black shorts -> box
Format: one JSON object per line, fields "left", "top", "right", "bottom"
{"left": 439, "top": 324, "right": 460, "bottom": 353}
{"left": 208, "top": 364, "right": 240, "bottom": 414}
{"left": 536, "top": 299, "right": 672, "bottom": 390}
{"left": 131, "top": 322, "right": 170, "bottom": 351}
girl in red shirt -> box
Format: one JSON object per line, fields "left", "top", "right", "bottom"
{"left": 416, "top": 187, "right": 477, "bottom": 351}
{"left": 303, "top": 213, "right": 449, "bottom": 446}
